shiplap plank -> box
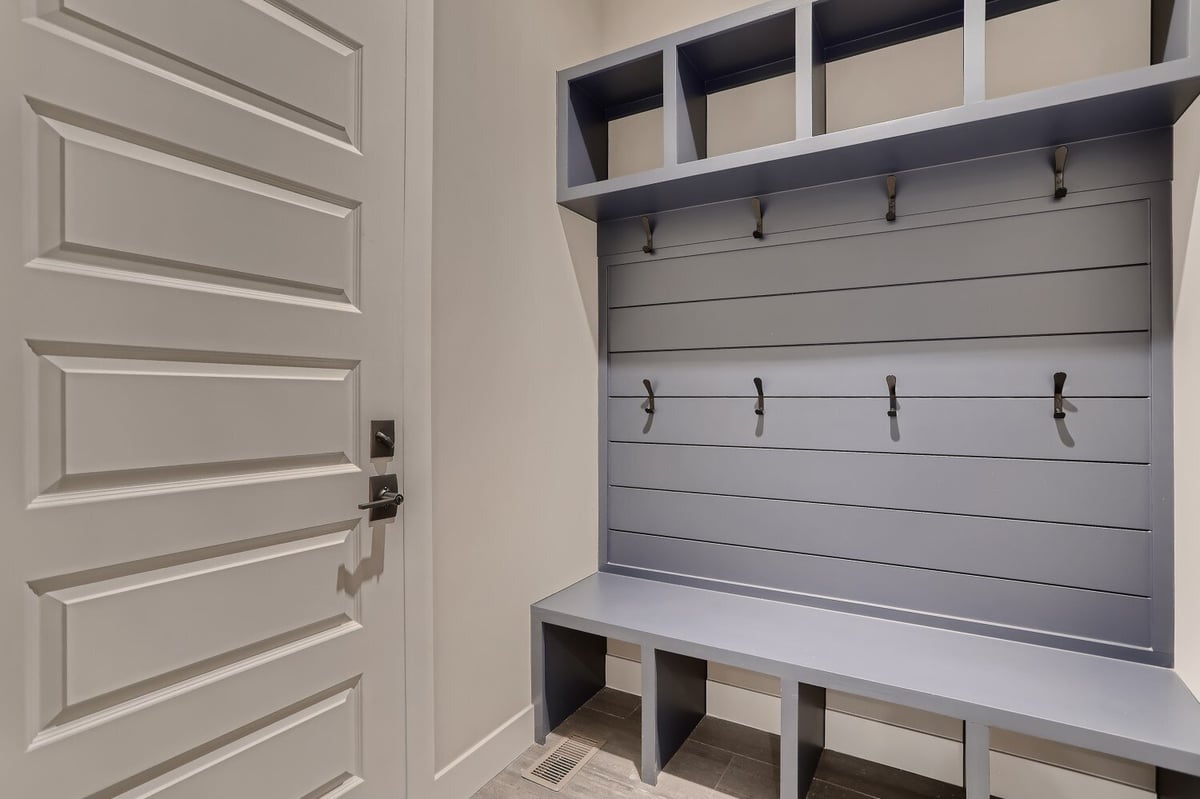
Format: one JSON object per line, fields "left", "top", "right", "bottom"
{"left": 609, "top": 201, "right": 1148, "bottom": 308}
{"left": 609, "top": 397, "right": 1149, "bottom": 463}
{"left": 607, "top": 532, "right": 1152, "bottom": 648}
{"left": 608, "top": 266, "right": 1149, "bottom": 352}
{"left": 610, "top": 333, "right": 1149, "bottom": 398}
{"left": 608, "top": 443, "right": 1149, "bottom": 529}
{"left": 608, "top": 487, "right": 1151, "bottom": 595}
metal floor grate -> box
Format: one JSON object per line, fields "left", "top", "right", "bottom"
{"left": 520, "top": 734, "right": 604, "bottom": 791}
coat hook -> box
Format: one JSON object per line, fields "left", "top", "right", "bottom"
{"left": 886, "top": 374, "right": 898, "bottom": 417}
{"left": 643, "top": 378, "right": 655, "bottom": 414}
{"left": 1053, "top": 371, "right": 1067, "bottom": 419}
{"left": 1054, "top": 146, "right": 1068, "bottom": 199}
{"left": 752, "top": 198, "right": 764, "bottom": 239}
{"left": 886, "top": 175, "right": 897, "bottom": 222}
{"left": 641, "top": 217, "right": 655, "bottom": 254}
{"left": 754, "top": 377, "right": 764, "bottom": 416}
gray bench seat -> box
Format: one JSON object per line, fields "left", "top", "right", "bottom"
{"left": 531, "top": 572, "right": 1200, "bottom": 798}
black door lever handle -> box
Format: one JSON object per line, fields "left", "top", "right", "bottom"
{"left": 358, "top": 490, "right": 404, "bottom": 511}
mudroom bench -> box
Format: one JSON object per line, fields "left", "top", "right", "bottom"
{"left": 532, "top": 573, "right": 1200, "bottom": 799}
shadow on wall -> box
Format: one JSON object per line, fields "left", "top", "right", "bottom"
{"left": 559, "top": 206, "right": 600, "bottom": 351}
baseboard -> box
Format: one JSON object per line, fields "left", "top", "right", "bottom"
{"left": 434, "top": 704, "right": 533, "bottom": 799}
{"left": 605, "top": 655, "right": 1154, "bottom": 799}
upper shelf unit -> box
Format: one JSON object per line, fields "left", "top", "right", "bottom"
{"left": 558, "top": 0, "right": 1200, "bottom": 221}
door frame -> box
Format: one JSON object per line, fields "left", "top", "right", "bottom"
{"left": 402, "top": 1, "right": 437, "bottom": 798}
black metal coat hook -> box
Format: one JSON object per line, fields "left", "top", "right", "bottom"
{"left": 1053, "top": 371, "right": 1067, "bottom": 419}
{"left": 754, "top": 377, "right": 764, "bottom": 416}
{"left": 886, "top": 374, "right": 898, "bottom": 417}
{"left": 643, "top": 378, "right": 655, "bottom": 414}
{"left": 1054, "top": 146, "right": 1069, "bottom": 199}
{"left": 886, "top": 175, "right": 897, "bottom": 222}
{"left": 641, "top": 217, "right": 655, "bottom": 254}
{"left": 752, "top": 198, "right": 764, "bottom": 239}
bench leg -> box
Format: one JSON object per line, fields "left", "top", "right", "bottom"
{"left": 641, "top": 647, "right": 706, "bottom": 786}
{"left": 963, "top": 722, "right": 990, "bottom": 799}
{"left": 532, "top": 620, "right": 606, "bottom": 744}
{"left": 780, "top": 682, "right": 826, "bottom": 798}
{"left": 1158, "top": 768, "right": 1200, "bottom": 798}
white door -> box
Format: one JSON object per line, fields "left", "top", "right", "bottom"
{"left": 0, "top": 2, "right": 407, "bottom": 797}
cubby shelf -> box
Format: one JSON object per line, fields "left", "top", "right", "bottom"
{"left": 557, "top": 0, "right": 1200, "bottom": 221}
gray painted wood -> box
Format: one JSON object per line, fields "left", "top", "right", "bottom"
{"left": 673, "top": 45, "right": 707, "bottom": 164}
{"left": 608, "top": 443, "right": 1150, "bottom": 529}
{"left": 641, "top": 647, "right": 707, "bottom": 786}
{"left": 963, "top": 722, "right": 990, "bottom": 799}
{"left": 531, "top": 573, "right": 1200, "bottom": 773}
{"left": 597, "top": 131, "right": 1170, "bottom": 256}
{"left": 964, "top": 0, "right": 986, "bottom": 104}
{"left": 608, "top": 487, "right": 1151, "bottom": 595}
{"left": 533, "top": 621, "right": 606, "bottom": 744}
{"left": 610, "top": 397, "right": 1149, "bottom": 463}
{"left": 607, "top": 532, "right": 1151, "bottom": 648}
{"left": 796, "top": 3, "right": 816, "bottom": 139}
{"left": 557, "top": 0, "right": 1198, "bottom": 222}
{"left": 596, "top": 136, "right": 1169, "bottom": 663}
{"left": 781, "top": 682, "right": 825, "bottom": 799}
{"left": 608, "top": 200, "right": 1148, "bottom": 308}
{"left": 610, "top": 333, "right": 1150, "bottom": 398}
{"left": 609, "top": 266, "right": 1150, "bottom": 352}
{"left": 1144, "top": 181, "right": 1176, "bottom": 659}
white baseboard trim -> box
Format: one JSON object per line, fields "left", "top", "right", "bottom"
{"left": 434, "top": 704, "right": 533, "bottom": 799}
{"left": 605, "top": 655, "right": 1154, "bottom": 799}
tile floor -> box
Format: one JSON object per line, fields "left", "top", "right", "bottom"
{"left": 474, "top": 689, "right": 973, "bottom": 799}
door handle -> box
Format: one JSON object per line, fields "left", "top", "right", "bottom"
{"left": 359, "top": 491, "right": 404, "bottom": 511}
{"left": 359, "top": 474, "right": 403, "bottom": 521}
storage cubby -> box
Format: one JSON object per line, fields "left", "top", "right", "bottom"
{"left": 985, "top": 0, "right": 1154, "bottom": 99}
{"left": 811, "top": 0, "right": 966, "bottom": 133}
{"left": 674, "top": 8, "right": 796, "bottom": 162}
{"left": 557, "top": 0, "right": 1200, "bottom": 221}
{"left": 565, "top": 51, "right": 663, "bottom": 186}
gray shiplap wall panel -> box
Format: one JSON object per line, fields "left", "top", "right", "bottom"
{"left": 597, "top": 129, "right": 1170, "bottom": 256}
{"left": 608, "top": 266, "right": 1150, "bottom": 352}
{"left": 608, "top": 443, "right": 1149, "bottom": 529}
{"left": 608, "top": 488, "right": 1151, "bottom": 595}
{"left": 607, "top": 532, "right": 1152, "bottom": 648}
{"left": 609, "top": 201, "right": 1148, "bottom": 308}
{"left": 609, "top": 397, "right": 1149, "bottom": 463}
{"left": 610, "top": 333, "right": 1150, "bottom": 398}
{"left": 598, "top": 159, "right": 1168, "bottom": 660}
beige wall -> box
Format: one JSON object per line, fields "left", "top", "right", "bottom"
{"left": 431, "top": 0, "right": 603, "bottom": 773}
{"left": 1175, "top": 101, "right": 1200, "bottom": 696}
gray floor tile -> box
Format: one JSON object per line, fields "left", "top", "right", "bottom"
{"left": 662, "top": 739, "right": 733, "bottom": 790}
{"left": 690, "top": 717, "right": 780, "bottom": 767}
{"left": 473, "top": 704, "right": 969, "bottom": 799}
{"left": 713, "top": 754, "right": 779, "bottom": 799}
{"left": 586, "top": 688, "right": 642, "bottom": 720}
{"left": 815, "top": 751, "right": 964, "bottom": 799}
{"left": 806, "top": 779, "right": 875, "bottom": 799}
